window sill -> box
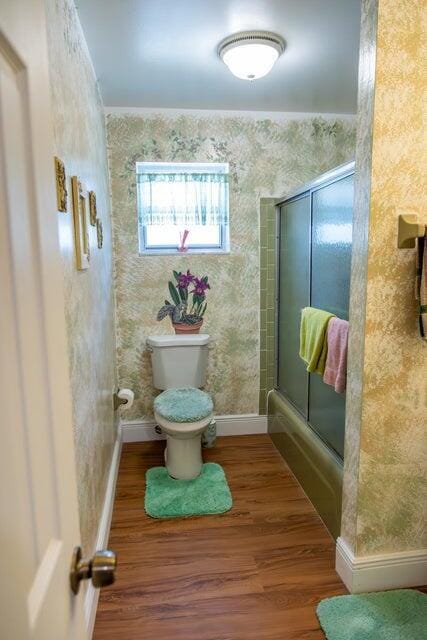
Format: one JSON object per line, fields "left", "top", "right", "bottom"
{"left": 139, "top": 249, "right": 231, "bottom": 256}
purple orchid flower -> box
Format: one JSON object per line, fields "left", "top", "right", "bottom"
{"left": 191, "top": 277, "right": 211, "bottom": 297}
{"left": 176, "top": 270, "right": 195, "bottom": 289}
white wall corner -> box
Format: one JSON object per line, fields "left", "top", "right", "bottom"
{"left": 336, "top": 536, "right": 427, "bottom": 593}
{"left": 85, "top": 429, "right": 122, "bottom": 638}
{"left": 120, "top": 414, "right": 268, "bottom": 443}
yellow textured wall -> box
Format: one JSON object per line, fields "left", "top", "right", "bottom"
{"left": 343, "top": 0, "right": 427, "bottom": 556}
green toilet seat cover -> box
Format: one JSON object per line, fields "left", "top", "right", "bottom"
{"left": 154, "top": 387, "right": 213, "bottom": 423}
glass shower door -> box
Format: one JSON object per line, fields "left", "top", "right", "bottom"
{"left": 276, "top": 170, "right": 354, "bottom": 460}
{"left": 308, "top": 175, "right": 353, "bottom": 457}
{"left": 277, "top": 194, "right": 310, "bottom": 416}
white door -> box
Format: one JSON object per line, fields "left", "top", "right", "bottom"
{"left": 0, "top": 1, "right": 88, "bottom": 638}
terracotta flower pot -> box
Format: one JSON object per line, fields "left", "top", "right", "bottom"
{"left": 172, "top": 320, "right": 203, "bottom": 335}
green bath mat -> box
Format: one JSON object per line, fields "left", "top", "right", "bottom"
{"left": 317, "top": 589, "right": 427, "bottom": 640}
{"left": 144, "top": 462, "right": 232, "bottom": 519}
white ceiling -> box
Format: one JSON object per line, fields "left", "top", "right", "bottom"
{"left": 76, "top": 0, "right": 361, "bottom": 113}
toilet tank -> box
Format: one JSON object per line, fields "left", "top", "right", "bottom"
{"left": 146, "top": 334, "right": 210, "bottom": 390}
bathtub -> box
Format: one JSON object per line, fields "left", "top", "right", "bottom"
{"left": 267, "top": 389, "right": 343, "bottom": 539}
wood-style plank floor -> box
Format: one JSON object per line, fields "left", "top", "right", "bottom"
{"left": 93, "top": 435, "right": 346, "bottom": 640}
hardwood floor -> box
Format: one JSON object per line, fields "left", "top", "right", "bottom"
{"left": 93, "top": 435, "right": 346, "bottom": 640}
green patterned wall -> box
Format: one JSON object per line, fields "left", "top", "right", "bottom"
{"left": 45, "top": 0, "right": 117, "bottom": 559}
{"left": 106, "top": 112, "right": 356, "bottom": 420}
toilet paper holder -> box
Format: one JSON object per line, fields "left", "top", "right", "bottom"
{"left": 113, "top": 388, "right": 133, "bottom": 411}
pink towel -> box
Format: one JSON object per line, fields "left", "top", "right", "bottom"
{"left": 323, "top": 318, "right": 349, "bottom": 393}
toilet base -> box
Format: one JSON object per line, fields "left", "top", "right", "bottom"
{"left": 165, "top": 433, "right": 203, "bottom": 480}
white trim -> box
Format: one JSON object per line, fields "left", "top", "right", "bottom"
{"left": 121, "top": 414, "right": 268, "bottom": 443}
{"left": 85, "top": 429, "right": 122, "bottom": 638}
{"left": 215, "top": 414, "right": 268, "bottom": 436}
{"left": 336, "top": 536, "right": 427, "bottom": 593}
{"left": 104, "top": 106, "right": 357, "bottom": 121}
{"left": 121, "top": 420, "right": 165, "bottom": 443}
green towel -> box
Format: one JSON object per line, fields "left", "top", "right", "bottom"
{"left": 299, "top": 307, "right": 335, "bottom": 374}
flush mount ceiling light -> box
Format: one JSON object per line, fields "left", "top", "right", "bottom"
{"left": 218, "top": 31, "right": 285, "bottom": 81}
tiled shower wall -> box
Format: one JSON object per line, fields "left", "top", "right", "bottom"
{"left": 259, "top": 198, "right": 277, "bottom": 414}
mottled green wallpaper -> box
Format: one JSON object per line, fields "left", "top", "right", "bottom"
{"left": 45, "top": 0, "right": 117, "bottom": 558}
{"left": 341, "top": 0, "right": 378, "bottom": 554}
{"left": 106, "top": 112, "right": 356, "bottom": 420}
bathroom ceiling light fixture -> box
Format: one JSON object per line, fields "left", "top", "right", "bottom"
{"left": 218, "top": 31, "right": 285, "bottom": 81}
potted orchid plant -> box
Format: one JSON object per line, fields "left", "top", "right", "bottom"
{"left": 157, "top": 270, "right": 210, "bottom": 334}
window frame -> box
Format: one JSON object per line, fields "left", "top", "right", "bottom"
{"left": 136, "top": 161, "right": 230, "bottom": 256}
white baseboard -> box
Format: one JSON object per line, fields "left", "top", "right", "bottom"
{"left": 85, "top": 429, "right": 122, "bottom": 638}
{"left": 336, "top": 536, "right": 427, "bottom": 593}
{"left": 121, "top": 414, "right": 268, "bottom": 443}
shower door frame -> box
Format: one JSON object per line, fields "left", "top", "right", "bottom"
{"left": 274, "top": 160, "right": 355, "bottom": 460}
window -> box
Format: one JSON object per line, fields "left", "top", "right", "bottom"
{"left": 136, "top": 162, "right": 229, "bottom": 254}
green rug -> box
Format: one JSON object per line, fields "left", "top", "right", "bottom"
{"left": 317, "top": 589, "right": 427, "bottom": 640}
{"left": 144, "top": 462, "right": 232, "bottom": 519}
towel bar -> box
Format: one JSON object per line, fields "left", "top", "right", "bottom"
{"left": 397, "top": 214, "right": 426, "bottom": 248}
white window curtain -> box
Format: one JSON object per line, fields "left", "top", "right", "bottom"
{"left": 137, "top": 171, "right": 229, "bottom": 226}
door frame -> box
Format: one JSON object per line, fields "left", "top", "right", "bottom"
{"left": 0, "top": 1, "right": 87, "bottom": 637}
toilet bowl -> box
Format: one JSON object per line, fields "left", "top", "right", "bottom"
{"left": 147, "top": 335, "right": 213, "bottom": 480}
{"left": 153, "top": 386, "right": 214, "bottom": 480}
{"left": 154, "top": 412, "right": 213, "bottom": 480}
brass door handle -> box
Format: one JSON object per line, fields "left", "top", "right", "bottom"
{"left": 70, "top": 546, "right": 117, "bottom": 595}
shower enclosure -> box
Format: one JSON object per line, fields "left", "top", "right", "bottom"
{"left": 268, "top": 161, "right": 354, "bottom": 537}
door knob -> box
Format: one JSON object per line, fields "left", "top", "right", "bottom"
{"left": 70, "top": 546, "right": 117, "bottom": 595}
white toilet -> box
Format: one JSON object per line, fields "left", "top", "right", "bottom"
{"left": 146, "top": 334, "right": 213, "bottom": 480}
